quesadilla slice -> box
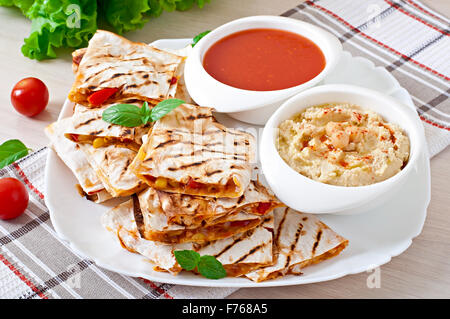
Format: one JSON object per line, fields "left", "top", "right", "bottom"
{"left": 68, "top": 30, "right": 184, "bottom": 107}
{"left": 64, "top": 102, "right": 151, "bottom": 152}
{"left": 79, "top": 144, "right": 146, "bottom": 197}
{"left": 158, "top": 179, "right": 282, "bottom": 225}
{"left": 136, "top": 188, "right": 267, "bottom": 244}
{"left": 158, "top": 45, "right": 195, "bottom": 104}
{"left": 72, "top": 47, "right": 86, "bottom": 74}
{"left": 133, "top": 103, "right": 255, "bottom": 198}
{"left": 45, "top": 118, "right": 112, "bottom": 203}
{"left": 102, "top": 199, "right": 274, "bottom": 277}
{"left": 246, "top": 207, "right": 348, "bottom": 282}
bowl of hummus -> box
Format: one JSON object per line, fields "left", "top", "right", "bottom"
{"left": 260, "top": 84, "right": 426, "bottom": 215}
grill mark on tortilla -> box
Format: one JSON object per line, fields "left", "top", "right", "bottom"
{"left": 121, "top": 128, "right": 132, "bottom": 137}
{"left": 237, "top": 195, "right": 245, "bottom": 204}
{"left": 85, "top": 66, "right": 115, "bottom": 82}
{"left": 154, "top": 139, "right": 177, "bottom": 149}
{"left": 206, "top": 169, "right": 222, "bottom": 177}
{"left": 132, "top": 195, "right": 146, "bottom": 238}
{"left": 119, "top": 159, "right": 131, "bottom": 178}
{"left": 167, "top": 160, "right": 210, "bottom": 171}
{"left": 74, "top": 116, "right": 101, "bottom": 129}
{"left": 89, "top": 129, "right": 104, "bottom": 136}
{"left": 274, "top": 207, "right": 289, "bottom": 247}
{"left": 284, "top": 222, "right": 304, "bottom": 269}
{"left": 186, "top": 114, "right": 213, "bottom": 121}
{"left": 204, "top": 141, "right": 222, "bottom": 147}
{"left": 235, "top": 242, "right": 268, "bottom": 263}
{"left": 311, "top": 229, "right": 323, "bottom": 256}
{"left": 214, "top": 228, "right": 256, "bottom": 258}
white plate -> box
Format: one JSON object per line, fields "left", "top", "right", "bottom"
{"left": 45, "top": 39, "right": 430, "bottom": 287}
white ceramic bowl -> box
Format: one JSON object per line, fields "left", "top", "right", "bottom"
{"left": 184, "top": 15, "right": 342, "bottom": 125}
{"left": 260, "top": 84, "right": 426, "bottom": 215}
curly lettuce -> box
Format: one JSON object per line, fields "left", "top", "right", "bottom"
{"left": 0, "top": 0, "right": 212, "bottom": 60}
{"left": 20, "top": 0, "right": 97, "bottom": 60}
{"left": 0, "top": 0, "right": 34, "bottom": 14}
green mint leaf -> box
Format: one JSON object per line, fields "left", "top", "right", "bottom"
{"left": 0, "top": 139, "right": 30, "bottom": 169}
{"left": 150, "top": 99, "right": 185, "bottom": 122}
{"left": 192, "top": 30, "right": 211, "bottom": 47}
{"left": 197, "top": 255, "right": 227, "bottom": 279}
{"left": 102, "top": 104, "right": 144, "bottom": 127}
{"left": 174, "top": 250, "right": 201, "bottom": 271}
{"left": 140, "top": 101, "right": 152, "bottom": 124}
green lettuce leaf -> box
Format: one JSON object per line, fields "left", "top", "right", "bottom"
{"left": 21, "top": 0, "right": 97, "bottom": 60}
{"left": 0, "top": 0, "right": 212, "bottom": 60}
{"left": 0, "top": 0, "right": 34, "bottom": 14}
{"left": 99, "top": 0, "right": 151, "bottom": 34}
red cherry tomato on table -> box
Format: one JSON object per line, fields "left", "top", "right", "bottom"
{"left": 11, "top": 77, "right": 49, "bottom": 117}
{"left": 0, "top": 178, "right": 29, "bottom": 220}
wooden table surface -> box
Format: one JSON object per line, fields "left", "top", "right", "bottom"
{"left": 0, "top": 0, "right": 448, "bottom": 299}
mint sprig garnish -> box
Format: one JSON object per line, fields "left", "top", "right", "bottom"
{"left": 192, "top": 30, "right": 211, "bottom": 47}
{"left": 0, "top": 139, "right": 30, "bottom": 169}
{"left": 174, "top": 250, "right": 227, "bottom": 279}
{"left": 102, "top": 99, "right": 185, "bottom": 128}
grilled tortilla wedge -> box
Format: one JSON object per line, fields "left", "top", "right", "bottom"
{"left": 68, "top": 30, "right": 184, "bottom": 107}
{"left": 102, "top": 199, "right": 274, "bottom": 277}
{"left": 79, "top": 144, "right": 146, "bottom": 197}
{"left": 133, "top": 103, "right": 255, "bottom": 198}
{"left": 65, "top": 102, "right": 151, "bottom": 152}
{"left": 136, "top": 181, "right": 283, "bottom": 244}
{"left": 246, "top": 207, "right": 348, "bottom": 282}
{"left": 137, "top": 188, "right": 266, "bottom": 244}
{"left": 45, "top": 118, "right": 112, "bottom": 203}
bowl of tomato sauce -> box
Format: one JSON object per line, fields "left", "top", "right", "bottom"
{"left": 184, "top": 15, "right": 342, "bottom": 125}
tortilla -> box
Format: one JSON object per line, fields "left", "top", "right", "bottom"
{"left": 158, "top": 179, "right": 281, "bottom": 224}
{"left": 45, "top": 118, "right": 112, "bottom": 203}
{"left": 158, "top": 45, "right": 195, "bottom": 104}
{"left": 136, "top": 188, "right": 266, "bottom": 243}
{"left": 79, "top": 144, "right": 145, "bottom": 197}
{"left": 101, "top": 199, "right": 274, "bottom": 277}
{"left": 64, "top": 102, "right": 151, "bottom": 152}
{"left": 72, "top": 47, "right": 86, "bottom": 74}
{"left": 68, "top": 30, "right": 184, "bottom": 107}
{"left": 133, "top": 103, "right": 255, "bottom": 198}
{"left": 246, "top": 207, "right": 348, "bottom": 282}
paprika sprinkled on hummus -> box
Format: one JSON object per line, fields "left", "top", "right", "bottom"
{"left": 277, "top": 103, "right": 410, "bottom": 186}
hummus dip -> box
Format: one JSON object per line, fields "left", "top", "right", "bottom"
{"left": 277, "top": 103, "right": 410, "bottom": 186}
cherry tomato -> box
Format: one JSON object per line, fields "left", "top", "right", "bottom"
{"left": 0, "top": 178, "right": 29, "bottom": 220}
{"left": 87, "top": 88, "right": 118, "bottom": 106}
{"left": 11, "top": 77, "right": 49, "bottom": 117}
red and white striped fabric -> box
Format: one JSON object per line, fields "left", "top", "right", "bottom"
{"left": 0, "top": 0, "right": 448, "bottom": 299}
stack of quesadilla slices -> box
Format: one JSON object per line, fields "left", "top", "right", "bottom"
{"left": 102, "top": 101, "right": 348, "bottom": 281}
{"left": 46, "top": 29, "right": 349, "bottom": 282}
{"left": 46, "top": 30, "right": 187, "bottom": 201}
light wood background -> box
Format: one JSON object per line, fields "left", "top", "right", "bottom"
{"left": 0, "top": 0, "right": 448, "bottom": 298}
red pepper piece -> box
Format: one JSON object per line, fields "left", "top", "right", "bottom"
{"left": 87, "top": 88, "right": 119, "bottom": 106}
{"left": 187, "top": 178, "right": 201, "bottom": 189}
{"left": 256, "top": 202, "right": 271, "bottom": 215}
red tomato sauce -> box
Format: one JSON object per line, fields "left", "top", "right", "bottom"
{"left": 202, "top": 28, "right": 326, "bottom": 91}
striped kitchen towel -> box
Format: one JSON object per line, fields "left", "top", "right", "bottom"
{"left": 0, "top": 0, "right": 448, "bottom": 299}
{"left": 283, "top": 0, "right": 449, "bottom": 157}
